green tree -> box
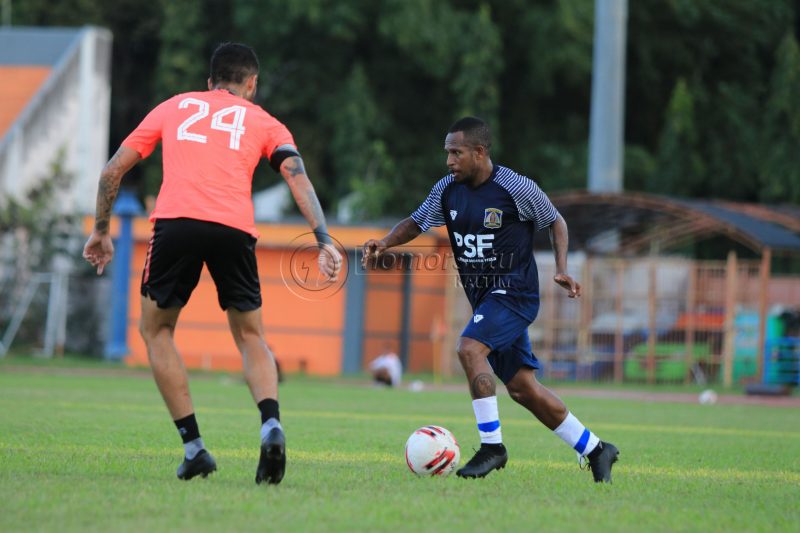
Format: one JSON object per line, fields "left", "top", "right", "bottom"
{"left": 154, "top": 0, "right": 206, "bottom": 102}
{"left": 626, "top": 0, "right": 793, "bottom": 200}
{"left": 13, "top": 0, "right": 800, "bottom": 214}
{"left": 140, "top": 0, "right": 208, "bottom": 198}
{"left": 491, "top": 0, "right": 594, "bottom": 190}
{"left": 232, "top": 0, "right": 505, "bottom": 214}
{"left": 759, "top": 33, "right": 800, "bottom": 203}
{"left": 324, "top": 63, "right": 394, "bottom": 219}
{"left": 651, "top": 78, "right": 705, "bottom": 196}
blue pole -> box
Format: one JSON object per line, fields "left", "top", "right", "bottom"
{"left": 398, "top": 254, "right": 413, "bottom": 370}
{"left": 104, "top": 189, "right": 142, "bottom": 360}
{"left": 341, "top": 249, "right": 366, "bottom": 374}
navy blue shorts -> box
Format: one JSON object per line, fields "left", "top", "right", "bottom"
{"left": 460, "top": 296, "right": 541, "bottom": 384}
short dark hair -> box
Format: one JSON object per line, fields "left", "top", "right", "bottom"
{"left": 210, "top": 42, "right": 259, "bottom": 85}
{"left": 448, "top": 116, "right": 492, "bottom": 150}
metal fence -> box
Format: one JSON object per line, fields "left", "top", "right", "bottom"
{"left": 444, "top": 253, "right": 800, "bottom": 385}
{"left": 0, "top": 268, "right": 107, "bottom": 358}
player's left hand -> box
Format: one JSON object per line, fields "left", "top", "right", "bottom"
{"left": 318, "top": 243, "right": 342, "bottom": 281}
{"left": 554, "top": 273, "right": 581, "bottom": 298}
{"left": 361, "top": 239, "right": 387, "bottom": 268}
{"left": 83, "top": 231, "right": 114, "bottom": 275}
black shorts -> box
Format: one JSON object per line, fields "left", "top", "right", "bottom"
{"left": 141, "top": 218, "right": 262, "bottom": 311}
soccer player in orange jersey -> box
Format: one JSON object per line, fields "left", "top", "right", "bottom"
{"left": 83, "top": 42, "right": 341, "bottom": 485}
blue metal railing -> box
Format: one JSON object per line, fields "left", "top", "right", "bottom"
{"left": 764, "top": 337, "right": 800, "bottom": 386}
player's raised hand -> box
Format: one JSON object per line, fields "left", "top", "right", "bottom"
{"left": 361, "top": 239, "right": 387, "bottom": 268}
{"left": 554, "top": 272, "right": 581, "bottom": 298}
{"left": 83, "top": 232, "right": 114, "bottom": 275}
{"left": 318, "top": 243, "right": 342, "bottom": 281}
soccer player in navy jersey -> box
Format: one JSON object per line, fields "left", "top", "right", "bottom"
{"left": 362, "top": 117, "right": 619, "bottom": 482}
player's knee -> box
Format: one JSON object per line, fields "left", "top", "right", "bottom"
{"left": 506, "top": 382, "right": 531, "bottom": 405}
{"left": 230, "top": 323, "right": 261, "bottom": 346}
{"left": 227, "top": 311, "right": 263, "bottom": 343}
{"left": 138, "top": 321, "right": 153, "bottom": 342}
{"left": 456, "top": 345, "right": 474, "bottom": 366}
{"left": 139, "top": 320, "right": 174, "bottom": 344}
{"left": 456, "top": 338, "right": 484, "bottom": 365}
{"left": 505, "top": 370, "right": 538, "bottom": 404}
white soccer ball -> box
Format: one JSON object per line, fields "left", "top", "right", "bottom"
{"left": 404, "top": 425, "right": 461, "bottom": 477}
{"left": 698, "top": 389, "right": 718, "bottom": 405}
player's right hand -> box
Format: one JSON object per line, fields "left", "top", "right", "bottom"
{"left": 361, "top": 239, "right": 387, "bottom": 268}
{"left": 82, "top": 231, "right": 114, "bottom": 275}
{"left": 553, "top": 272, "right": 581, "bottom": 298}
{"left": 318, "top": 243, "right": 342, "bottom": 281}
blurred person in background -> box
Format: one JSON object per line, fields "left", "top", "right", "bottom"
{"left": 370, "top": 346, "right": 402, "bottom": 387}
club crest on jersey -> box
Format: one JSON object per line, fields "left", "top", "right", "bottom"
{"left": 483, "top": 208, "right": 503, "bottom": 229}
{"left": 450, "top": 210, "right": 457, "bottom": 221}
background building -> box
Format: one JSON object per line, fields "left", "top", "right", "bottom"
{"left": 0, "top": 26, "right": 111, "bottom": 213}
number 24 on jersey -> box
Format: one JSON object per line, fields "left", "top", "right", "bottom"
{"left": 176, "top": 97, "right": 246, "bottom": 150}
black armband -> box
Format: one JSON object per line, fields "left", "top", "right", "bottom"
{"left": 313, "top": 226, "right": 333, "bottom": 247}
{"left": 269, "top": 147, "right": 301, "bottom": 173}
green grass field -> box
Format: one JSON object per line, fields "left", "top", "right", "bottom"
{"left": 1, "top": 366, "right": 798, "bottom": 532}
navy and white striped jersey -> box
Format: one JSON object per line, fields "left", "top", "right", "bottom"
{"left": 410, "top": 165, "right": 558, "bottom": 320}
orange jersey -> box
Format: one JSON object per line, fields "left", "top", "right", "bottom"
{"left": 122, "top": 89, "right": 295, "bottom": 237}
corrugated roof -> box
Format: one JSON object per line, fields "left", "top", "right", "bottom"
{"left": 0, "top": 27, "right": 81, "bottom": 66}
{"left": 682, "top": 201, "right": 800, "bottom": 252}
{"left": 550, "top": 191, "right": 800, "bottom": 255}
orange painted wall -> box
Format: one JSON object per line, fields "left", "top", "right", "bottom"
{"left": 115, "top": 217, "right": 451, "bottom": 376}
{"left": 360, "top": 243, "right": 453, "bottom": 373}
{"left": 0, "top": 66, "right": 50, "bottom": 137}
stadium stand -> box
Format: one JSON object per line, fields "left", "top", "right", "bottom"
{"left": 0, "top": 26, "right": 112, "bottom": 213}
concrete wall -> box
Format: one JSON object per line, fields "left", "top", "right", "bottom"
{"left": 0, "top": 27, "right": 112, "bottom": 214}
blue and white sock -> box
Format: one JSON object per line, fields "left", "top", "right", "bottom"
{"left": 472, "top": 396, "right": 502, "bottom": 444}
{"left": 554, "top": 412, "right": 600, "bottom": 457}
{"left": 260, "top": 417, "right": 282, "bottom": 442}
{"left": 184, "top": 437, "right": 205, "bottom": 460}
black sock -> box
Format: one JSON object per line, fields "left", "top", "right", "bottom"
{"left": 257, "top": 398, "right": 280, "bottom": 424}
{"left": 174, "top": 413, "right": 201, "bottom": 444}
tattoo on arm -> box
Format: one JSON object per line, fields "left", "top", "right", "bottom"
{"left": 304, "top": 189, "right": 326, "bottom": 228}
{"left": 470, "top": 373, "right": 496, "bottom": 398}
{"left": 307, "top": 191, "right": 331, "bottom": 246}
{"left": 283, "top": 156, "right": 306, "bottom": 178}
{"left": 281, "top": 156, "right": 329, "bottom": 240}
{"left": 94, "top": 148, "right": 126, "bottom": 234}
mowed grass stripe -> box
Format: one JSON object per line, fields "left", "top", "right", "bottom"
{"left": 1, "top": 396, "right": 798, "bottom": 441}
{"left": 2, "top": 372, "right": 799, "bottom": 531}
{"left": 2, "top": 442, "right": 798, "bottom": 485}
